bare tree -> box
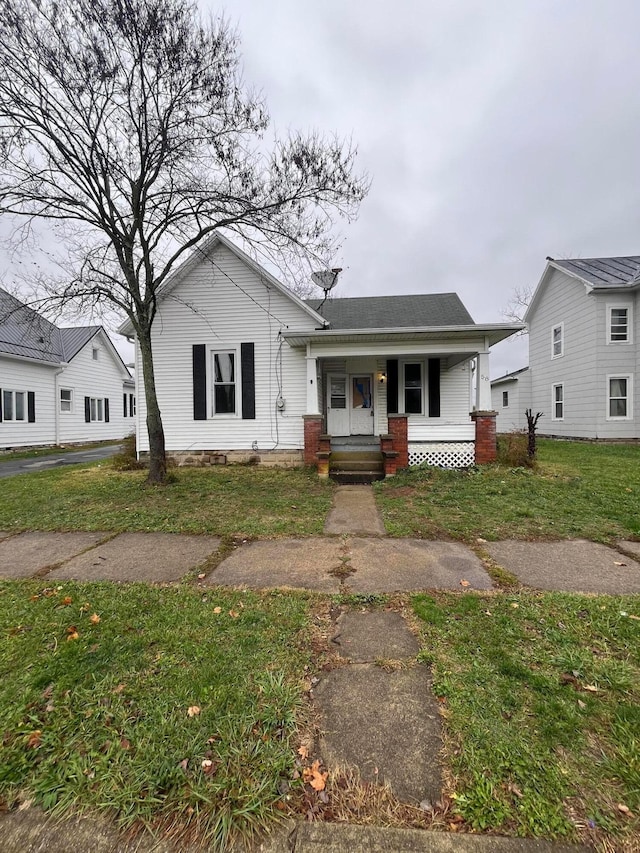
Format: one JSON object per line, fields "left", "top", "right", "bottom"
{"left": 0, "top": 0, "right": 369, "bottom": 483}
{"left": 503, "top": 285, "right": 533, "bottom": 330}
{"left": 525, "top": 408, "right": 543, "bottom": 460}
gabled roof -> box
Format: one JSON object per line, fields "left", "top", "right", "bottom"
{"left": 59, "top": 326, "right": 101, "bottom": 361}
{"left": 491, "top": 366, "right": 530, "bottom": 386}
{"left": 549, "top": 256, "right": 640, "bottom": 288}
{"left": 306, "top": 293, "right": 475, "bottom": 329}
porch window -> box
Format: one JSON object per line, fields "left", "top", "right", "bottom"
{"left": 212, "top": 351, "right": 236, "bottom": 415}
{"left": 403, "top": 362, "right": 423, "bottom": 414}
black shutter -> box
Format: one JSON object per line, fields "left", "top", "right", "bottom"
{"left": 0, "top": 389, "right": 3, "bottom": 422}
{"left": 192, "top": 344, "right": 207, "bottom": 420}
{"left": 241, "top": 342, "right": 255, "bottom": 420}
{"left": 386, "top": 359, "right": 398, "bottom": 414}
{"left": 104, "top": 398, "right": 110, "bottom": 423}
{"left": 428, "top": 358, "right": 441, "bottom": 418}
{"left": 85, "top": 396, "right": 91, "bottom": 423}
{"left": 123, "top": 393, "right": 127, "bottom": 417}
{"left": 27, "top": 392, "right": 35, "bottom": 423}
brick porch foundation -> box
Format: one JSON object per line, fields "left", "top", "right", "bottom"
{"left": 471, "top": 410, "right": 497, "bottom": 463}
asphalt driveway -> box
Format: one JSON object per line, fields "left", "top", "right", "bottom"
{"left": 0, "top": 444, "right": 122, "bottom": 478}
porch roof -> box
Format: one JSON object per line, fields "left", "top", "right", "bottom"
{"left": 282, "top": 323, "right": 523, "bottom": 350}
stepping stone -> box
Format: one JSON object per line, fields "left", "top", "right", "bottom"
{"left": 345, "top": 538, "right": 491, "bottom": 592}
{"left": 486, "top": 539, "right": 640, "bottom": 594}
{"left": 314, "top": 663, "right": 442, "bottom": 804}
{"left": 208, "top": 538, "right": 341, "bottom": 592}
{"left": 331, "top": 611, "right": 419, "bottom": 662}
{"left": 48, "top": 533, "right": 220, "bottom": 583}
{"left": 0, "top": 531, "right": 107, "bottom": 578}
{"left": 324, "top": 486, "right": 386, "bottom": 536}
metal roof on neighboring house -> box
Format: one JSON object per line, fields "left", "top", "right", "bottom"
{"left": 0, "top": 287, "right": 63, "bottom": 363}
{"left": 550, "top": 256, "right": 640, "bottom": 288}
{"left": 305, "top": 293, "right": 475, "bottom": 329}
{"left": 491, "top": 366, "right": 530, "bottom": 386}
{"left": 59, "top": 326, "right": 101, "bottom": 361}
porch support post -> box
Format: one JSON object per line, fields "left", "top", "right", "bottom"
{"left": 387, "top": 414, "right": 408, "bottom": 469}
{"left": 305, "top": 346, "right": 320, "bottom": 415}
{"left": 471, "top": 410, "right": 497, "bottom": 464}
{"left": 475, "top": 350, "right": 492, "bottom": 411}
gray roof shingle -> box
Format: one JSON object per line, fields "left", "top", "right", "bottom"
{"left": 550, "top": 256, "right": 640, "bottom": 288}
{"left": 305, "top": 293, "right": 475, "bottom": 329}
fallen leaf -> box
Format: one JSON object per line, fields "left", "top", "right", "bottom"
{"left": 66, "top": 630, "right": 79, "bottom": 641}
{"left": 197, "top": 573, "right": 206, "bottom": 580}
{"left": 507, "top": 783, "right": 523, "bottom": 798}
{"left": 90, "top": 613, "right": 101, "bottom": 624}
{"left": 61, "top": 596, "right": 73, "bottom": 606}
{"left": 484, "top": 610, "right": 492, "bottom": 616}
{"left": 628, "top": 614, "right": 640, "bottom": 621}
{"left": 113, "top": 683, "right": 125, "bottom": 694}
{"left": 583, "top": 684, "right": 599, "bottom": 693}
{"left": 577, "top": 699, "right": 586, "bottom": 710}
{"left": 476, "top": 537, "right": 487, "bottom": 543}
{"left": 614, "top": 561, "right": 627, "bottom": 567}
{"left": 303, "top": 759, "right": 328, "bottom": 792}
{"left": 297, "top": 745, "right": 309, "bottom": 760}
{"left": 201, "top": 759, "right": 218, "bottom": 775}
{"left": 26, "top": 730, "right": 42, "bottom": 749}
{"left": 228, "top": 610, "right": 239, "bottom": 618}
{"left": 178, "top": 758, "right": 189, "bottom": 772}
{"left": 617, "top": 803, "right": 632, "bottom": 815}
{"left": 213, "top": 606, "right": 222, "bottom": 614}
{"left": 275, "top": 800, "right": 288, "bottom": 811}
{"left": 510, "top": 602, "right": 519, "bottom": 609}
{"left": 459, "top": 580, "right": 470, "bottom": 588}
{"left": 187, "top": 705, "right": 201, "bottom": 717}
{"left": 120, "top": 737, "right": 131, "bottom": 750}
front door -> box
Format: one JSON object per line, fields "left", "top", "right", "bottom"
{"left": 350, "top": 375, "right": 374, "bottom": 435}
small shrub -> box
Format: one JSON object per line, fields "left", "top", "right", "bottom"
{"left": 497, "top": 432, "right": 534, "bottom": 468}
{"left": 111, "top": 433, "right": 145, "bottom": 471}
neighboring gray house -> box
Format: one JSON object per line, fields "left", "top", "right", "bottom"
{"left": 0, "top": 287, "right": 135, "bottom": 448}
{"left": 501, "top": 256, "right": 639, "bottom": 439}
{"left": 491, "top": 366, "right": 531, "bottom": 432}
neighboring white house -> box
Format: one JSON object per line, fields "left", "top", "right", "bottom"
{"left": 491, "top": 367, "right": 531, "bottom": 432}
{"left": 495, "top": 255, "right": 640, "bottom": 439}
{"left": 119, "top": 232, "right": 522, "bottom": 473}
{"left": 0, "top": 287, "right": 135, "bottom": 448}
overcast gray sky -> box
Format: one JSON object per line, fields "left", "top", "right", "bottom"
{"left": 4, "top": 0, "right": 640, "bottom": 376}
{"left": 214, "top": 0, "right": 640, "bottom": 375}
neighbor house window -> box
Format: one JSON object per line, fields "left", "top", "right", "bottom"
{"left": 403, "top": 362, "right": 423, "bottom": 414}
{"left": 608, "top": 306, "right": 631, "bottom": 343}
{"left": 2, "top": 389, "right": 25, "bottom": 421}
{"left": 608, "top": 376, "right": 631, "bottom": 419}
{"left": 502, "top": 390, "right": 509, "bottom": 407}
{"left": 92, "top": 348, "right": 99, "bottom": 360}
{"left": 551, "top": 323, "right": 564, "bottom": 358}
{"left": 552, "top": 384, "right": 564, "bottom": 420}
{"left": 60, "top": 389, "right": 73, "bottom": 413}
{"left": 212, "top": 351, "right": 236, "bottom": 414}
{"left": 129, "top": 394, "right": 136, "bottom": 416}
{"left": 90, "top": 397, "right": 104, "bottom": 421}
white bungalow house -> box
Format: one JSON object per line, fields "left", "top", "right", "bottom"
{"left": 493, "top": 255, "right": 640, "bottom": 440}
{"left": 491, "top": 367, "right": 531, "bottom": 432}
{"left": 119, "top": 233, "right": 521, "bottom": 477}
{"left": 0, "top": 287, "right": 135, "bottom": 448}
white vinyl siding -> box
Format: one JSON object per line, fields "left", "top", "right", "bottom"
{"left": 491, "top": 370, "right": 531, "bottom": 432}
{"left": 0, "top": 359, "right": 54, "bottom": 447}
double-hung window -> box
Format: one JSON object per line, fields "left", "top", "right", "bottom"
{"left": 60, "top": 389, "right": 73, "bottom": 413}
{"left": 552, "top": 383, "right": 564, "bottom": 420}
{"left": 2, "top": 389, "right": 25, "bottom": 421}
{"left": 403, "top": 362, "right": 423, "bottom": 414}
{"left": 551, "top": 323, "right": 564, "bottom": 358}
{"left": 90, "top": 397, "right": 104, "bottom": 421}
{"left": 608, "top": 376, "right": 631, "bottom": 419}
{"left": 608, "top": 306, "right": 631, "bottom": 343}
{"left": 212, "top": 351, "right": 236, "bottom": 415}
{"left": 502, "top": 391, "right": 509, "bottom": 408}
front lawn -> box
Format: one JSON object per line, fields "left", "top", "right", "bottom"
{"left": 412, "top": 590, "right": 640, "bottom": 848}
{"left": 0, "top": 464, "right": 334, "bottom": 537}
{"left": 376, "top": 440, "right": 640, "bottom": 542}
{"left": 0, "top": 580, "right": 312, "bottom": 850}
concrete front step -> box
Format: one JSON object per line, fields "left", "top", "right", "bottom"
{"left": 330, "top": 450, "right": 383, "bottom": 462}
{"left": 330, "top": 460, "right": 384, "bottom": 473}
{"left": 330, "top": 470, "right": 385, "bottom": 484}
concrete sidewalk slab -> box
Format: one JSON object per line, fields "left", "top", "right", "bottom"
{"left": 0, "top": 530, "right": 11, "bottom": 540}
{"left": 0, "top": 531, "right": 107, "bottom": 579}
{"left": 332, "top": 610, "right": 420, "bottom": 661}
{"left": 486, "top": 539, "right": 640, "bottom": 593}
{"left": 619, "top": 540, "right": 640, "bottom": 560}
{"left": 314, "top": 662, "right": 443, "bottom": 804}
{"left": 345, "top": 539, "right": 492, "bottom": 593}
{"left": 324, "top": 485, "right": 386, "bottom": 536}
{"left": 208, "top": 538, "right": 341, "bottom": 592}
{"left": 263, "top": 822, "right": 592, "bottom": 852}
{"left": 48, "top": 533, "right": 220, "bottom": 583}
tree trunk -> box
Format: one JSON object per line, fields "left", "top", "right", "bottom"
{"left": 138, "top": 323, "right": 167, "bottom": 484}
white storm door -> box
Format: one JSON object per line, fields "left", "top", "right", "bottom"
{"left": 327, "top": 374, "right": 349, "bottom": 435}
{"left": 350, "top": 375, "right": 374, "bottom": 435}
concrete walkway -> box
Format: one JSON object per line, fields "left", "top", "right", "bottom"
{"left": 324, "top": 484, "right": 386, "bottom": 536}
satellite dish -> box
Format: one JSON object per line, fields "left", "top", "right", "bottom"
{"left": 311, "top": 268, "right": 342, "bottom": 293}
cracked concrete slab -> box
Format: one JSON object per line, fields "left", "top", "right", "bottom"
{"left": 345, "top": 538, "right": 492, "bottom": 592}
{"left": 619, "top": 540, "right": 640, "bottom": 560}
{"left": 48, "top": 533, "right": 220, "bottom": 583}
{"left": 0, "top": 531, "right": 108, "bottom": 579}
{"left": 207, "top": 538, "right": 341, "bottom": 592}
{"left": 331, "top": 610, "right": 420, "bottom": 662}
{"left": 324, "top": 485, "right": 386, "bottom": 536}
{"left": 314, "top": 662, "right": 442, "bottom": 804}
{"left": 486, "top": 539, "right": 640, "bottom": 593}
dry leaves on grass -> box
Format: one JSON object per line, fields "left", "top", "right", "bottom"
{"left": 303, "top": 760, "right": 328, "bottom": 792}
{"left": 90, "top": 613, "right": 101, "bottom": 624}
{"left": 187, "top": 705, "right": 201, "bottom": 717}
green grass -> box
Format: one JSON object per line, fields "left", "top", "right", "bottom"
{"left": 412, "top": 590, "right": 640, "bottom": 843}
{"left": 0, "top": 464, "right": 335, "bottom": 537}
{"left": 0, "top": 580, "right": 312, "bottom": 849}
{"left": 376, "top": 440, "right": 640, "bottom": 542}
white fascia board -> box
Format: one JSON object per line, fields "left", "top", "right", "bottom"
{"left": 282, "top": 323, "right": 524, "bottom": 348}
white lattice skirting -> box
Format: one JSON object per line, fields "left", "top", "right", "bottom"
{"left": 408, "top": 442, "right": 475, "bottom": 468}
